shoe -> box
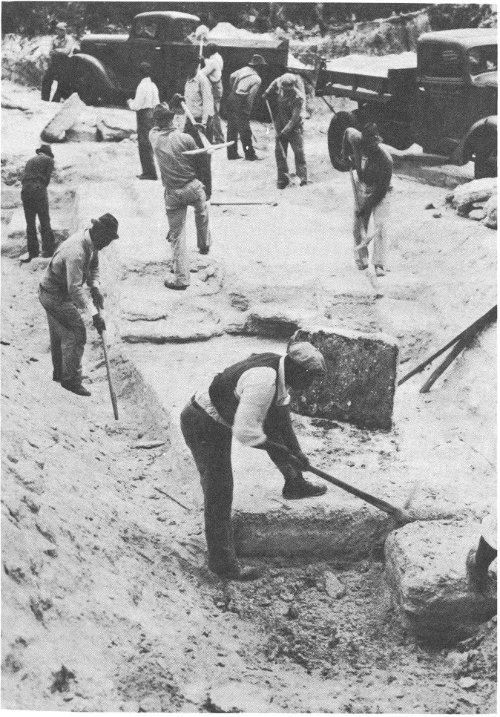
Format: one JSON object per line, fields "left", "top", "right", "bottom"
{"left": 282, "top": 479, "right": 327, "bottom": 500}
{"left": 466, "top": 548, "right": 489, "bottom": 593}
{"left": 164, "top": 280, "right": 188, "bottom": 290}
{"left": 245, "top": 154, "right": 259, "bottom": 161}
{"left": 41, "top": 250, "right": 54, "bottom": 259}
{"left": 277, "top": 181, "right": 289, "bottom": 190}
{"left": 375, "top": 265, "right": 386, "bottom": 277}
{"left": 227, "top": 154, "right": 242, "bottom": 160}
{"left": 214, "top": 565, "right": 262, "bottom": 582}
{"left": 52, "top": 373, "right": 61, "bottom": 383}
{"left": 299, "top": 179, "right": 308, "bottom": 186}
{"left": 20, "top": 252, "right": 37, "bottom": 263}
{"left": 61, "top": 381, "right": 91, "bottom": 397}
{"left": 199, "top": 247, "right": 209, "bottom": 255}
{"left": 136, "top": 174, "right": 157, "bottom": 180}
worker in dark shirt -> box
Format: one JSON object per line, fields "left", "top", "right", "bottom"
{"left": 20, "top": 145, "right": 55, "bottom": 262}
{"left": 342, "top": 123, "right": 393, "bottom": 276}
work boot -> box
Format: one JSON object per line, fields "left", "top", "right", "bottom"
{"left": 61, "top": 381, "right": 91, "bottom": 397}
{"left": 20, "top": 252, "right": 38, "bottom": 263}
{"left": 41, "top": 250, "right": 54, "bottom": 259}
{"left": 277, "top": 179, "right": 289, "bottom": 189}
{"left": 299, "top": 179, "right": 308, "bottom": 187}
{"left": 52, "top": 372, "right": 61, "bottom": 383}
{"left": 199, "top": 247, "right": 209, "bottom": 255}
{"left": 213, "top": 564, "right": 263, "bottom": 582}
{"left": 282, "top": 466, "right": 327, "bottom": 500}
{"left": 136, "top": 174, "right": 157, "bottom": 180}
{"left": 245, "top": 153, "right": 259, "bottom": 161}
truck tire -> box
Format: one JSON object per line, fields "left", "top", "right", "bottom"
{"left": 327, "top": 112, "right": 356, "bottom": 171}
{"left": 474, "top": 133, "right": 497, "bottom": 179}
{"left": 70, "top": 66, "right": 103, "bottom": 106}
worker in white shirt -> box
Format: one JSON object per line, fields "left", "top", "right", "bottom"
{"left": 180, "top": 342, "right": 327, "bottom": 581}
{"left": 127, "top": 62, "right": 160, "bottom": 180}
{"left": 201, "top": 43, "right": 224, "bottom": 144}
{"left": 226, "top": 54, "right": 267, "bottom": 160}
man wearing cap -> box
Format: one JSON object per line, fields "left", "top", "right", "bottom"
{"left": 342, "top": 122, "right": 393, "bottom": 277}
{"left": 226, "top": 54, "right": 267, "bottom": 160}
{"left": 41, "top": 22, "right": 77, "bottom": 102}
{"left": 200, "top": 43, "right": 225, "bottom": 144}
{"left": 38, "top": 213, "right": 119, "bottom": 396}
{"left": 20, "top": 145, "right": 55, "bottom": 262}
{"left": 127, "top": 63, "right": 159, "bottom": 180}
{"left": 149, "top": 103, "right": 211, "bottom": 290}
{"left": 180, "top": 342, "right": 328, "bottom": 581}
{"left": 262, "top": 73, "right": 308, "bottom": 189}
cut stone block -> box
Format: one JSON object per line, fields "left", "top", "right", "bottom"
{"left": 449, "top": 177, "right": 497, "bottom": 216}
{"left": 384, "top": 520, "right": 497, "bottom": 645}
{"left": 40, "top": 92, "right": 86, "bottom": 142}
{"left": 65, "top": 121, "right": 98, "bottom": 142}
{"left": 121, "top": 315, "right": 223, "bottom": 344}
{"left": 290, "top": 326, "right": 399, "bottom": 430}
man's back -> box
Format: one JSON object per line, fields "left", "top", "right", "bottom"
{"left": 149, "top": 127, "right": 197, "bottom": 190}
{"left": 22, "top": 154, "right": 54, "bottom": 187}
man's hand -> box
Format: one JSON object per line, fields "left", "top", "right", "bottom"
{"left": 90, "top": 286, "right": 104, "bottom": 310}
{"left": 92, "top": 314, "right": 106, "bottom": 335}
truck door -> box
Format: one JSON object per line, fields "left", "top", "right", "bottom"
{"left": 127, "top": 16, "right": 164, "bottom": 92}
{"left": 159, "top": 17, "right": 199, "bottom": 100}
{"left": 415, "top": 43, "right": 469, "bottom": 155}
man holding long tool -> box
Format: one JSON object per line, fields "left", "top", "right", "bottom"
{"left": 149, "top": 102, "right": 211, "bottom": 290}
{"left": 342, "top": 122, "right": 392, "bottom": 277}
{"left": 226, "top": 54, "right": 267, "bottom": 161}
{"left": 181, "top": 342, "right": 327, "bottom": 581}
{"left": 38, "top": 213, "right": 119, "bottom": 396}
{"left": 262, "top": 72, "right": 307, "bottom": 189}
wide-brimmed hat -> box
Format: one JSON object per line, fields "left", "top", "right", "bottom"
{"left": 287, "top": 341, "right": 327, "bottom": 378}
{"left": 91, "top": 213, "right": 119, "bottom": 239}
{"left": 36, "top": 144, "right": 54, "bottom": 159}
{"left": 153, "top": 102, "right": 175, "bottom": 125}
{"left": 248, "top": 54, "right": 268, "bottom": 67}
{"left": 55, "top": 22, "right": 67, "bottom": 30}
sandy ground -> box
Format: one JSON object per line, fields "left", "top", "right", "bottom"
{"left": 1, "top": 81, "right": 497, "bottom": 712}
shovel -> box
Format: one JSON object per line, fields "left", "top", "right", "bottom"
{"left": 180, "top": 100, "right": 234, "bottom": 156}
{"left": 97, "top": 307, "right": 118, "bottom": 420}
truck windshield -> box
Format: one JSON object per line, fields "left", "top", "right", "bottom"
{"left": 134, "top": 19, "right": 158, "bottom": 40}
{"left": 468, "top": 46, "right": 497, "bottom": 75}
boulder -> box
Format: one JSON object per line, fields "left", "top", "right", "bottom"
{"left": 289, "top": 326, "right": 399, "bottom": 430}
{"left": 449, "top": 178, "right": 497, "bottom": 217}
{"left": 467, "top": 208, "right": 486, "bottom": 221}
{"left": 40, "top": 92, "right": 86, "bottom": 142}
{"left": 483, "top": 194, "right": 497, "bottom": 229}
{"left": 384, "top": 520, "right": 497, "bottom": 645}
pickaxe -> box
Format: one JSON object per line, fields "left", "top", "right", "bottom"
{"left": 178, "top": 99, "right": 234, "bottom": 156}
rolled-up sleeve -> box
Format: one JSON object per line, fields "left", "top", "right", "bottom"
{"left": 233, "top": 367, "right": 277, "bottom": 447}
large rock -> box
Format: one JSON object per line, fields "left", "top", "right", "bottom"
{"left": 384, "top": 520, "right": 497, "bottom": 645}
{"left": 290, "top": 326, "right": 399, "bottom": 430}
{"left": 483, "top": 194, "right": 497, "bottom": 229}
{"left": 40, "top": 92, "right": 86, "bottom": 142}
{"left": 449, "top": 178, "right": 497, "bottom": 217}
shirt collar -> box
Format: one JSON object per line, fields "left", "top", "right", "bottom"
{"left": 277, "top": 355, "right": 288, "bottom": 401}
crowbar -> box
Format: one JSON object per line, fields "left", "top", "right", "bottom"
{"left": 97, "top": 307, "right": 118, "bottom": 420}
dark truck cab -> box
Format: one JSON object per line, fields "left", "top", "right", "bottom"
{"left": 68, "top": 11, "right": 288, "bottom": 117}
{"left": 317, "top": 28, "right": 497, "bottom": 178}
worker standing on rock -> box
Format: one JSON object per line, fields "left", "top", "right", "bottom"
{"left": 41, "top": 22, "right": 76, "bottom": 102}
{"left": 200, "top": 43, "right": 225, "bottom": 144}
{"left": 226, "top": 54, "right": 267, "bottom": 160}
{"left": 180, "top": 342, "right": 327, "bottom": 581}
{"left": 342, "top": 122, "right": 393, "bottom": 277}
{"left": 149, "top": 102, "right": 211, "bottom": 291}
{"left": 20, "top": 144, "right": 55, "bottom": 262}
{"left": 38, "top": 213, "right": 119, "bottom": 396}
{"left": 127, "top": 62, "right": 159, "bottom": 181}
{"left": 262, "top": 72, "right": 307, "bottom": 189}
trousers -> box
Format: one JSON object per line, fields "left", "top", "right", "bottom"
{"left": 275, "top": 126, "right": 307, "bottom": 185}
{"left": 226, "top": 93, "right": 255, "bottom": 159}
{"left": 21, "top": 184, "right": 55, "bottom": 258}
{"left": 353, "top": 182, "right": 391, "bottom": 270}
{"left": 136, "top": 108, "right": 157, "bottom": 178}
{"left": 41, "top": 58, "right": 71, "bottom": 102}
{"left": 165, "top": 179, "right": 210, "bottom": 286}
{"left": 39, "top": 286, "right": 86, "bottom": 385}
{"left": 210, "top": 81, "right": 225, "bottom": 144}
{"left": 180, "top": 400, "right": 302, "bottom": 573}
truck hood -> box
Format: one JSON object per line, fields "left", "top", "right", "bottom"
{"left": 80, "top": 33, "right": 129, "bottom": 47}
{"left": 473, "top": 71, "right": 497, "bottom": 88}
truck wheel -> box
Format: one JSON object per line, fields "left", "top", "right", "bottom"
{"left": 472, "top": 129, "right": 497, "bottom": 179}
{"left": 327, "top": 111, "right": 356, "bottom": 171}
{"left": 71, "top": 67, "right": 102, "bottom": 106}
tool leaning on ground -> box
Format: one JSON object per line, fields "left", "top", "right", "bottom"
{"left": 177, "top": 99, "right": 234, "bottom": 156}
{"left": 282, "top": 447, "right": 412, "bottom": 526}
{"left": 96, "top": 305, "right": 119, "bottom": 420}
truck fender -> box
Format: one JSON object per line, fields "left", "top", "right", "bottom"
{"left": 453, "top": 116, "right": 497, "bottom": 165}
{"left": 70, "top": 53, "right": 117, "bottom": 91}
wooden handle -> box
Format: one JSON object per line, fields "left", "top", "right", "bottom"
{"left": 97, "top": 308, "right": 119, "bottom": 421}
{"left": 180, "top": 101, "right": 211, "bottom": 149}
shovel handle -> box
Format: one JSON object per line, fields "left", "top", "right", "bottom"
{"left": 97, "top": 309, "right": 119, "bottom": 420}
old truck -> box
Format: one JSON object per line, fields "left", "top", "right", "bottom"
{"left": 67, "top": 10, "right": 288, "bottom": 118}
{"left": 316, "top": 28, "right": 497, "bottom": 178}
